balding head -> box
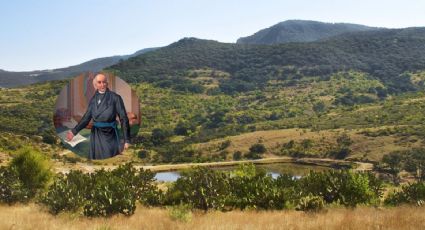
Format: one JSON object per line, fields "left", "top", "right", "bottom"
{"left": 93, "top": 73, "right": 108, "bottom": 92}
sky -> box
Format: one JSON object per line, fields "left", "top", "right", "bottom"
{"left": 1, "top": 0, "right": 425, "bottom": 71}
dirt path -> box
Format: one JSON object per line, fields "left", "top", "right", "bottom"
{"left": 52, "top": 156, "right": 373, "bottom": 174}
{"left": 353, "top": 161, "right": 374, "bottom": 171}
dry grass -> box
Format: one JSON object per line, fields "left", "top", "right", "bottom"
{"left": 1, "top": 203, "right": 424, "bottom": 230}
{"left": 193, "top": 127, "right": 425, "bottom": 162}
{"left": 194, "top": 128, "right": 339, "bottom": 155}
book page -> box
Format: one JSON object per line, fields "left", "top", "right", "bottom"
{"left": 57, "top": 130, "right": 87, "bottom": 147}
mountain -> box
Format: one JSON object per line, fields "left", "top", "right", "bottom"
{"left": 110, "top": 28, "right": 425, "bottom": 94}
{"left": 4, "top": 27, "right": 425, "bottom": 165}
{"left": 0, "top": 47, "right": 158, "bottom": 88}
{"left": 236, "top": 20, "right": 379, "bottom": 44}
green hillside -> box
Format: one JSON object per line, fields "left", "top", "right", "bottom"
{"left": 2, "top": 70, "right": 425, "bottom": 164}
{"left": 2, "top": 28, "right": 425, "bottom": 166}
{"left": 108, "top": 28, "right": 425, "bottom": 94}
{"left": 236, "top": 20, "right": 377, "bottom": 44}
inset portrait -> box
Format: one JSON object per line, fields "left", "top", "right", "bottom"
{"left": 53, "top": 72, "right": 140, "bottom": 159}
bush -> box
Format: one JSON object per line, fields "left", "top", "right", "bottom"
{"left": 296, "top": 194, "right": 325, "bottom": 212}
{"left": 385, "top": 182, "right": 425, "bottom": 206}
{"left": 137, "top": 149, "right": 150, "bottom": 159}
{"left": 112, "top": 163, "right": 163, "bottom": 206}
{"left": 151, "top": 128, "right": 171, "bottom": 146}
{"left": 249, "top": 143, "right": 267, "bottom": 154}
{"left": 174, "top": 121, "right": 195, "bottom": 136}
{"left": 274, "top": 174, "right": 301, "bottom": 209}
{"left": 382, "top": 151, "right": 403, "bottom": 184}
{"left": 300, "top": 170, "right": 382, "bottom": 207}
{"left": 0, "top": 166, "right": 31, "bottom": 204}
{"left": 232, "top": 151, "right": 242, "bottom": 160}
{"left": 228, "top": 164, "right": 286, "bottom": 210}
{"left": 219, "top": 140, "right": 232, "bottom": 151}
{"left": 41, "top": 129, "right": 57, "bottom": 144}
{"left": 83, "top": 169, "right": 136, "bottom": 217}
{"left": 244, "top": 151, "right": 262, "bottom": 159}
{"left": 10, "top": 147, "right": 52, "bottom": 197}
{"left": 245, "top": 143, "right": 267, "bottom": 159}
{"left": 165, "top": 166, "right": 230, "bottom": 211}
{"left": 41, "top": 163, "right": 162, "bottom": 216}
{"left": 378, "top": 149, "right": 425, "bottom": 182}
{"left": 40, "top": 170, "right": 89, "bottom": 214}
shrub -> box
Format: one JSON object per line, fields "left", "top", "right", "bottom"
{"left": 165, "top": 166, "right": 230, "bottom": 211}
{"left": 296, "top": 194, "right": 325, "bottom": 212}
{"left": 151, "top": 128, "right": 171, "bottom": 146}
{"left": 228, "top": 164, "right": 285, "bottom": 210}
{"left": 244, "top": 151, "right": 262, "bottom": 159}
{"left": 300, "top": 170, "right": 382, "bottom": 207}
{"left": 330, "top": 147, "right": 351, "bottom": 159}
{"left": 41, "top": 163, "right": 162, "bottom": 216}
{"left": 83, "top": 169, "right": 136, "bottom": 217}
{"left": 219, "top": 140, "right": 232, "bottom": 151}
{"left": 244, "top": 143, "right": 267, "bottom": 159}
{"left": 174, "top": 121, "right": 195, "bottom": 136}
{"left": 249, "top": 143, "right": 267, "bottom": 154}
{"left": 385, "top": 182, "right": 425, "bottom": 206}
{"left": 10, "top": 147, "right": 52, "bottom": 197}
{"left": 40, "top": 170, "right": 89, "bottom": 214}
{"left": 274, "top": 173, "right": 301, "bottom": 208}
{"left": 112, "top": 163, "right": 163, "bottom": 206}
{"left": 0, "top": 166, "right": 30, "bottom": 204}
{"left": 137, "top": 149, "right": 150, "bottom": 159}
{"left": 85, "top": 164, "right": 162, "bottom": 216}
{"left": 232, "top": 151, "right": 242, "bottom": 160}
{"left": 382, "top": 151, "right": 403, "bottom": 184}
{"left": 41, "top": 129, "right": 57, "bottom": 144}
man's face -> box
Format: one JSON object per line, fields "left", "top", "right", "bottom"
{"left": 95, "top": 74, "right": 108, "bottom": 92}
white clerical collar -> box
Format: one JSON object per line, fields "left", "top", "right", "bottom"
{"left": 98, "top": 90, "right": 106, "bottom": 94}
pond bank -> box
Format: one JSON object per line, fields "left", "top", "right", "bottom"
{"left": 53, "top": 156, "right": 373, "bottom": 174}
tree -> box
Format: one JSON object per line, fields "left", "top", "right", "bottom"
{"left": 246, "top": 143, "right": 267, "bottom": 159}
{"left": 405, "top": 149, "right": 425, "bottom": 181}
{"left": 337, "top": 133, "right": 353, "bottom": 147}
{"left": 233, "top": 151, "right": 242, "bottom": 160}
{"left": 382, "top": 151, "right": 403, "bottom": 184}
{"left": 151, "top": 128, "right": 169, "bottom": 146}
{"left": 313, "top": 101, "right": 326, "bottom": 113}
{"left": 174, "top": 121, "right": 195, "bottom": 136}
{"left": 249, "top": 143, "right": 267, "bottom": 154}
{"left": 330, "top": 133, "right": 353, "bottom": 159}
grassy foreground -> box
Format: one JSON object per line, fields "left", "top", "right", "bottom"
{"left": 1, "top": 203, "right": 424, "bottom": 230}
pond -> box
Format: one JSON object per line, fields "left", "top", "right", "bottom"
{"left": 154, "top": 162, "right": 330, "bottom": 182}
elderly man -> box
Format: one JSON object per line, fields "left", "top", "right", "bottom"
{"left": 66, "top": 73, "right": 131, "bottom": 159}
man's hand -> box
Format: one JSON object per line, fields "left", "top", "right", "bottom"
{"left": 124, "top": 142, "right": 130, "bottom": 150}
{"left": 66, "top": 131, "right": 74, "bottom": 141}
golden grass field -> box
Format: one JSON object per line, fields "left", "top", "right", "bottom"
{"left": 1, "top": 203, "right": 424, "bottom": 230}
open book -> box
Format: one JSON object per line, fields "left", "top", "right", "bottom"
{"left": 57, "top": 130, "right": 87, "bottom": 147}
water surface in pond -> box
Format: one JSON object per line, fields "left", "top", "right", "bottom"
{"left": 154, "top": 163, "right": 329, "bottom": 182}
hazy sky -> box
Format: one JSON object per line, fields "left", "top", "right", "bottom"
{"left": 1, "top": 0, "right": 425, "bottom": 71}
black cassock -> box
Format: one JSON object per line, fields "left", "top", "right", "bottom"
{"left": 71, "top": 88, "right": 130, "bottom": 159}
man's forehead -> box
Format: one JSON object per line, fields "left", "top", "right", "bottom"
{"left": 96, "top": 74, "right": 107, "bottom": 81}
